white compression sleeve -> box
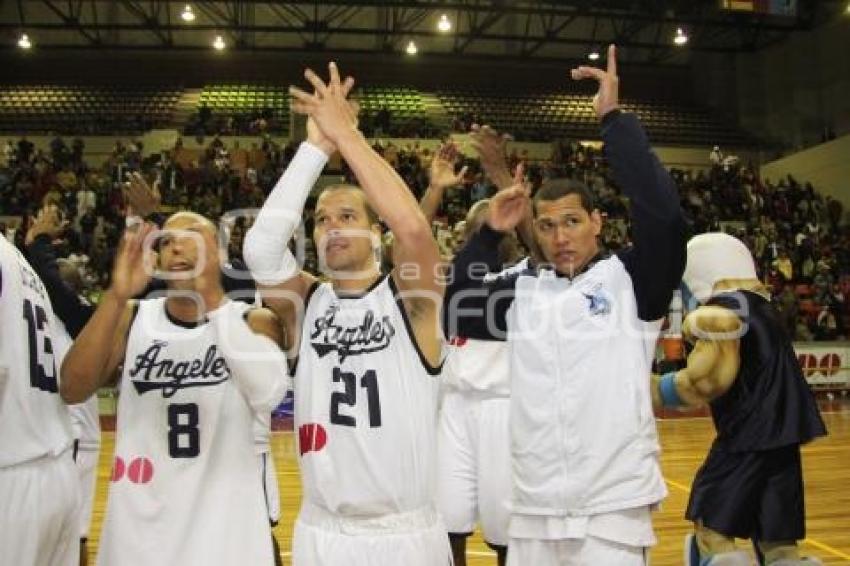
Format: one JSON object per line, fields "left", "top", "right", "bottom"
{"left": 243, "top": 141, "right": 328, "bottom": 284}
{"left": 207, "top": 300, "right": 291, "bottom": 414}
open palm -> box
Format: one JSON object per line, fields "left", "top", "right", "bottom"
{"left": 111, "top": 223, "right": 156, "bottom": 302}
{"left": 430, "top": 142, "right": 467, "bottom": 190}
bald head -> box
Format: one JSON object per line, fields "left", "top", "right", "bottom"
{"left": 164, "top": 211, "right": 217, "bottom": 236}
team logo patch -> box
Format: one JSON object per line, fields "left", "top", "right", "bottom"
{"left": 298, "top": 423, "right": 327, "bottom": 456}
{"left": 127, "top": 457, "right": 155, "bottom": 484}
{"left": 582, "top": 286, "right": 612, "bottom": 316}
{"left": 111, "top": 456, "right": 155, "bottom": 484}
{"left": 310, "top": 303, "right": 395, "bottom": 362}
{"left": 128, "top": 341, "right": 230, "bottom": 397}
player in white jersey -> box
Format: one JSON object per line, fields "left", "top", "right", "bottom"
{"left": 60, "top": 213, "right": 290, "bottom": 566}
{"left": 422, "top": 124, "right": 535, "bottom": 566}
{"left": 0, "top": 234, "right": 80, "bottom": 566}
{"left": 437, "top": 203, "right": 528, "bottom": 566}
{"left": 25, "top": 209, "right": 103, "bottom": 566}
{"left": 244, "top": 63, "right": 450, "bottom": 565}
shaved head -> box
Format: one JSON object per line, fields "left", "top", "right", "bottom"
{"left": 164, "top": 211, "right": 217, "bottom": 235}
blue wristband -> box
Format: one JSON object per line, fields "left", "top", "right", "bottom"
{"left": 659, "top": 372, "right": 684, "bottom": 408}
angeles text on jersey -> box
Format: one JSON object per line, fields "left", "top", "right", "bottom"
{"left": 309, "top": 302, "right": 395, "bottom": 362}
{"left": 128, "top": 340, "right": 230, "bottom": 397}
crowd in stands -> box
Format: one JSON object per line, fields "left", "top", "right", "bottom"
{"left": 1, "top": 132, "right": 847, "bottom": 342}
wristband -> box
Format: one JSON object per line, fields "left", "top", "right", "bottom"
{"left": 659, "top": 371, "right": 684, "bottom": 408}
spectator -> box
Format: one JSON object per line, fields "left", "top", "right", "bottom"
{"left": 709, "top": 145, "right": 723, "bottom": 167}
{"left": 773, "top": 249, "right": 794, "bottom": 282}
{"left": 815, "top": 306, "right": 838, "bottom": 341}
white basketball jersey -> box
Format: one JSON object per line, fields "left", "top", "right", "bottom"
{"left": 97, "top": 297, "right": 272, "bottom": 566}
{"left": 295, "top": 275, "right": 443, "bottom": 517}
{"left": 0, "top": 236, "right": 74, "bottom": 468}
{"left": 442, "top": 258, "right": 527, "bottom": 395}
{"left": 442, "top": 338, "right": 511, "bottom": 396}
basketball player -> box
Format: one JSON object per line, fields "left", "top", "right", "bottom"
{"left": 243, "top": 62, "right": 451, "bottom": 565}
{"left": 424, "top": 130, "right": 526, "bottom": 566}
{"left": 651, "top": 232, "right": 826, "bottom": 566}
{"left": 445, "top": 45, "right": 687, "bottom": 565}
{"left": 0, "top": 232, "right": 80, "bottom": 565}
{"left": 60, "top": 213, "right": 290, "bottom": 566}
{"left": 437, "top": 200, "right": 525, "bottom": 566}
{"left": 25, "top": 209, "right": 101, "bottom": 566}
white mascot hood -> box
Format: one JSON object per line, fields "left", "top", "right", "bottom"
{"left": 682, "top": 232, "right": 757, "bottom": 303}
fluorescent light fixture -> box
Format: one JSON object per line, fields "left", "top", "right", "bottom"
{"left": 181, "top": 5, "right": 196, "bottom": 23}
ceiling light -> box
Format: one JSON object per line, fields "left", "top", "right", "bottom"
{"left": 437, "top": 14, "right": 452, "bottom": 33}
{"left": 588, "top": 49, "right": 600, "bottom": 61}
{"left": 213, "top": 35, "right": 226, "bottom": 50}
{"left": 406, "top": 40, "right": 418, "bottom": 55}
{"left": 181, "top": 5, "right": 196, "bottom": 23}
{"left": 674, "top": 27, "right": 689, "bottom": 46}
{"left": 18, "top": 33, "right": 32, "bottom": 49}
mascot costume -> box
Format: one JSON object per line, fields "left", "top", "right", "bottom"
{"left": 652, "top": 233, "right": 827, "bottom": 566}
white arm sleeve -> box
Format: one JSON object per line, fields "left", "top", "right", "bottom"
{"left": 207, "top": 301, "right": 290, "bottom": 414}
{"left": 243, "top": 141, "right": 328, "bottom": 284}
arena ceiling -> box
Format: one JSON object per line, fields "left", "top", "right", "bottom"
{"left": 0, "top": 0, "right": 846, "bottom": 64}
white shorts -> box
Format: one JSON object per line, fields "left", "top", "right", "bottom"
{"left": 260, "top": 451, "right": 280, "bottom": 525}
{"left": 73, "top": 442, "right": 100, "bottom": 539}
{"left": 436, "top": 391, "right": 511, "bottom": 546}
{"left": 292, "top": 501, "right": 454, "bottom": 566}
{"left": 507, "top": 536, "right": 649, "bottom": 566}
{"left": 0, "top": 450, "right": 80, "bottom": 566}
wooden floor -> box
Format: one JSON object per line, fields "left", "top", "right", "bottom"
{"left": 86, "top": 406, "right": 850, "bottom": 565}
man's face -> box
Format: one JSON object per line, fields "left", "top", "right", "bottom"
{"left": 313, "top": 189, "right": 378, "bottom": 275}
{"left": 157, "top": 214, "right": 218, "bottom": 289}
{"left": 533, "top": 193, "right": 601, "bottom": 276}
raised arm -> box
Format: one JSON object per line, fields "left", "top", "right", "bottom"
{"left": 25, "top": 207, "right": 94, "bottom": 337}
{"left": 470, "top": 126, "right": 540, "bottom": 260}
{"left": 242, "top": 110, "right": 351, "bottom": 353}
{"left": 444, "top": 170, "right": 529, "bottom": 340}
{"left": 291, "top": 63, "right": 444, "bottom": 364}
{"left": 60, "top": 224, "right": 156, "bottom": 404}
{"left": 572, "top": 44, "right": 687, "bottom": 321}
{"left": 419, "top": 141, "right": 468, "bottom": 222}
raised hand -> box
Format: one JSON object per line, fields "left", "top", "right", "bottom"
{"left": 487, "top": 164, "right": 531, "bottom": 233}
{"left": 470, "top": 124, "right": 513, "bottom": 190}
{"left": 110, "top": 223, "right": 157, "bottom": 302}
{"left": 25, "top": 204, "right": 68, "bottom": 246}
{"left": 290, "top": 62, "right": 358, "bottom": 145}
{"left": 429, "top": 141, "right": 468, "bottom": 191}
{"left": 124, "top": 172, "right": 161, "bottom": 218}
{"left": 570, "top": 44, "right": 619, "bottom": 121}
